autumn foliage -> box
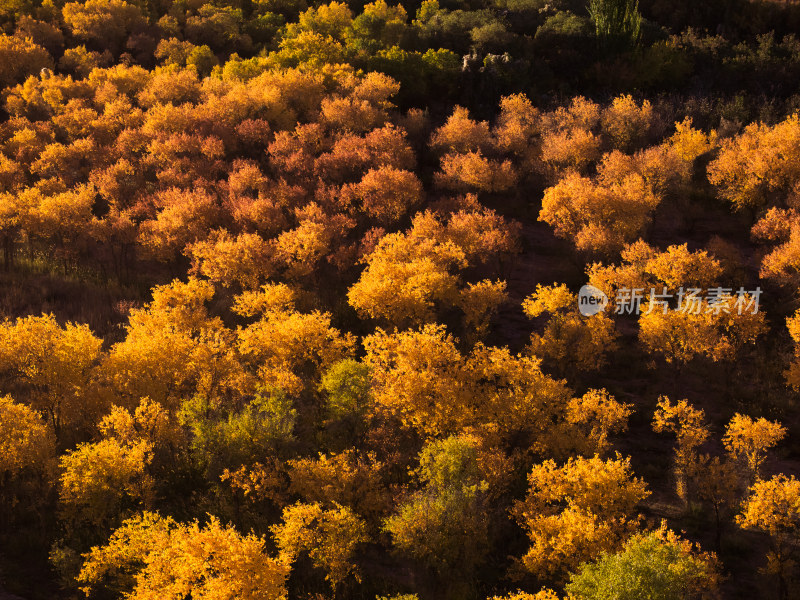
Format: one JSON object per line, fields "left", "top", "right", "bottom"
{"left": 0, "top": 2, "right": 797, "bottom": 600}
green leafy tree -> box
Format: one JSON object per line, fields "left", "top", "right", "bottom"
{"left": 565, "top": 524, "right": 721, "bottom": 600}
{"left": 587, "top": 0, "right": 642, "bottom": 49}
{"left": 320, "top": 359, "right": 372, "bottom": 447}
{"left": 179, "top": 387, "right": 297, "bottom": 480}
{"left": 384, "top": 435, "right": 489, "bottom": 598}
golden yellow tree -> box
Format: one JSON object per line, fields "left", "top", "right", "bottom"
{"left": 491, "top": 592, "right": 560, "bottom": 600}
{"left": 320, "top": 72, "right": 400, "bottom": 133}
{"left": 99, "top": 398, "right": 184, "bottom": 469}
{"left": 643, "top": 243, "right": 723, "bottom": 291}
{"left": 77, "top": 512, "right": 290, "bottom": 600}
{"left": 513, "top": 454, "right": 649, "bottom": 581}
{"left": 348, "top": 208, "right": 516, "bottom": 329}
{"left": 0, "top": 34, "right": 53, "bottom": 90}
{"left": 59, "top": 438, "right": 153, "bottom": 530}
{"left": 434, "top": 151, "right": 517, "bottom": 193}
{"left": 708, "top": 114, "right": 800, "bottom": 210}
{"left": 363, "top": 323, "right": 585, "bottom": 451}
{"left": 188, "top": 230, "right": 276, "bottom": 291}
{"left": 274, "top": 216, "right": 337, "bottom": 281}
{"left": 99, "top": 278, "right": 244, "bottom": 408}
{"left": 0, "top": 313, "right": 103, "bottom": 436}
{"left": 236, "top": 297, "right": 356, "bottom": 397}
{"left": 465, "top": 344, "right": 576, "bottom": 454}
{"left": 522, "top": 283, "right": 619, "bottom": 376}
{"left": 0, "top": 394, "right": 55, "bottom": 478}
{"left": 723, "top": 413, "right": 787, "bottom": 487}
{"left": 539, "top": 96, "right": 602, "bottom": 175}
{"left": 272, "top": 502, "right": 369, "bottom": 595}
{"left": 539, "top": 171, "right": 659, "bottom": 256}
{"left": 759, "top": 225, "right": 800, "bottom": 288}
{"left": 738, "top": 475, "right": 800, "bottom": 600}
{"left": 566, "top": 388, "right": 633, "bottom": 457}
{"left": 362, "top": 324, "right": 467, "bottom": 437}
{"left": 784, "top": 308, "right": 800, "bottom": 389}
{"left": 491, "top": 94, "right": 540, "bottom": 158}
{"left": 287, "top": 450, "right": 388, "bottom": 523}
{"left": 340, "top": 166, "right": 423, "bottom": 225}
{"left": 348, "top": 227, "right": 466, "bottom": 326}
{"left": 138, "top": 187, "right": 222, "bottom": 262}
{"left": 0, "top": 394, "right": 56, "bottom": 519}
{"left": 457, "top": 279, "right": 508, "bottom": 343}
{"left": 652, "top": 396, "right": 710, "bottom": 504}
{"left": 639, "top": 294, "right": 766, "bottom": 365}
{"left": 315, "top": 123, "right": 415, "bottom": 184}
{"left": 430, "top": 105, "right": 493, "bottom": 155}
{"left": 600, "top": 95, "right": 654, "bottom": 152}
{"left": 668, "top": 117, "right": 718, "bottom": 165}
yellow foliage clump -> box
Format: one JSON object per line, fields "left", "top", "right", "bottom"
{"left": 340, "top": 166, "right": 423, "bottom": 224}
{"left": 59, "top": 438, "right": 153, "bottom": 527}
{"left": 237, "top": 307, "right": 355, "bottom": 396}
{"left": 539, "top": 96, "right": 602, "bottom": 174}
{"left": 566, "top": 388, "right": 633, "bottom": 457}
{"left": 513, "top": 454, "right": 649, "bottom": 580}
{"left": 785, "top": 308, "right": 800, "bottom": 389}
{"left": 652, "top": 396, "right": 710, "bottom": 502}
{"left": 540, "top": 128, "right": 602, "bottom": 174}
{"left": 0, "top": 313, "right": 103, "bottom": 435}
{"left": 435, "top": 151, "right": 517, "bottom": 193}
{"left": 348, "top": 209, "right": 515, "bottom": 328}
{"left": 99, "top": 398, "right": 182, "bottom": 456}
{"left": 539, "top": 172, "right": 659, "bottom": 256}
{"left": 272, "top": 501, "right": 369, "bottom": 593}
{"left": 723, "top": 413, "right": 786, "bottom": 485}
{"left": 288, "top": 450, "right": 388, "bottom": 521}
{"left": 669, "top": 117, "right": 717, "bottom": 163}
{"left": 232, "top": 283, "right": 298, "bottom": 318}
{"left": 458, "top": 279, "right": 507, "bottom": 343}
{"left": 491, "top": 591, "right": 560, "bottom": 600}
{"left": 363, "top": 324, "right": 577, "bottom": 446}
{"left": 738, "top": 475, "right": 800, "bottom": 596}
{"left": 754, "top": 208, "right": 800, "bottom": 287}
{"left": 708, "top": 114, "right": 800, "bottom": 209}
{"left": 491, "top": 93, "right": 540, "bottom": 156}
{"left": 601, "top": 95, "right": 654, "bottom": 152}
{"left": 78, "top": 512, "right": 290, "bottom": 600}
{"left": 362, "top": 324, "right": 466, "bottom": 436}
{"left": 100, "top": 278, "right": 244, "bottom": 407}
{"left": 0, "top": 394, "right": 55, "bottom": 478}
{"left": 523, "top": 283, "right": 619, "bottom": 375}
{"left": 587, "top": 241, "right": 724, "bottom": 310}
{"left": 188, "top": 229, "right": 276, "bottom": 290}
{"left": 138, "top": 187, "right": 222, "bottom": 261}
{"left": 430, "top": 105, "right": 492, "bottom": 155}
{"left": 0, "top": 34, "right": 53, "bottom": 89}
{"left": 638, "top": 293, "right": 766, "bottom": 364}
